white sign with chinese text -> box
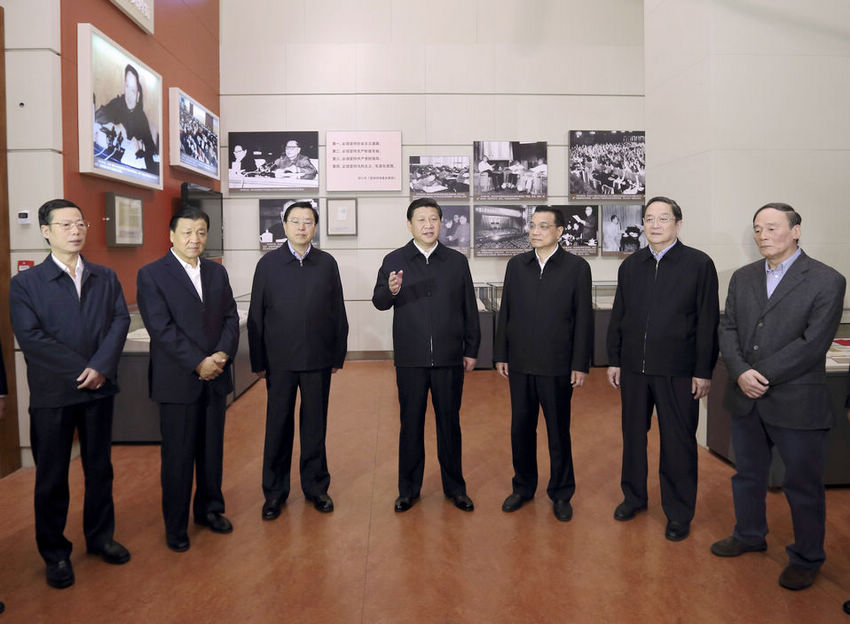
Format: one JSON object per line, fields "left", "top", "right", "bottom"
{"left": 326, "top": 131, "right": 402, "bottom": 192}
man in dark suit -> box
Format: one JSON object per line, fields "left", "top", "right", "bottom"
{"left": 607, "top": 196, "right": 719, "bottom": 541}
{"left": 372, "top": 198, "right": 480, "bottom": 513}
{"left": 10, "top": 199, "right": 131, "bottom": 589}
{"left": 494, "top": 206, "right": 593, "bottom": 521}
{"left": 248, "top": 201, "right": 348, "bottom": 519}
{"left": 711, "top": 202, "right": 846, "bottom": 591}
{"left": 137, "top": 205, "right": 239, "bottom": 553}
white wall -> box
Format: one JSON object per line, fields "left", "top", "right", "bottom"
{"left": 219, "top": 0, "right": 646, "bottom": 353}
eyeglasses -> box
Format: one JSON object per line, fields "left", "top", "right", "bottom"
{"left": 50, "top": 221, "right": 90, "bottom": 232}
{"left": 643, "top": 216, "right": 674, "bottom": 225}
{"left": 286, "top": 218, "right": 315, "bottom": 227}
{"left": 529, "top": 223, "right": 555, "bottom": 231}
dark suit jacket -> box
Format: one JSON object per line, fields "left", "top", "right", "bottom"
{"left": 494, "top": 247, "right": 593, "bottom": 376}
{"left": 719, "top": 250, "right": 846, "bottom": 429}
{"left": 137, "top": 252, "right": 239, "bottom": 404}
{"left": 10, "top": 254, "right": 129, "bottom": 408}
{"left": 248, "top": 246, "right": 348, "bottom": 373}
{"left": 607, "top": 241, "right": 719, "bottom": 378}
{"left": 372, "top": 240, "right": 480, "bottom": 368}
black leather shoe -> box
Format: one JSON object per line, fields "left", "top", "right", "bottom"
{"left": 613, "top": 500, "right": 647, "bottom": 521}
{"left": 166, "top": 533, "right": 190, "bottom": 552}
{"left": 553, "top": 499, "right": 573, "bottom": 522}
{"left": 307, "top": 493, "right": 334, "bottom": 513}
{"left": 448, "top": 493, "right": 474, "bottom": 512}
{"left": 710, "top": 535, "right": 766, "bottom": 557}
{"left": 501, "top": 492, "right": 531, "bottom": 512}
{"left": 394, "top": 495, "right": 418, "bottom": 512}
{"left": 779, "top": 564, "right": 818, "bottom": 590}
{"left": 665, "top": 521, "right": 690, "bottom": 542}
{"left": 46, "top": 559, "right": 74, "bottom": 589}
{"left": 262, "top": 498, "right": 282, "bottom": 521}
{"left": 194, "top": 512, "right": 233, "bottom": 534}
{"left": 87, "top": 540, "right": 131, "bottom": 564}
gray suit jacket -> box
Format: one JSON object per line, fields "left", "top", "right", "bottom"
{"left": 719, "top": 250, "right": 846, "bottom": 429}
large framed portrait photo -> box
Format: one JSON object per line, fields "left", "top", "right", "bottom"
{"left": 169, "top": 88, "right": 220, "bottom": 180}
{"left": 78, "top": 23, "right": 163, "bottom": 190}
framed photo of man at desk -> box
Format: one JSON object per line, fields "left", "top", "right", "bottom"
{"left": 78, "top": 23, "right": 163, "bottom": 190}
{"left": 228, "top": 131, "right": 320, "bottom": 192}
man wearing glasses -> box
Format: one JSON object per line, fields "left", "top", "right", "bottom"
{"left": 10, "top": 199, "right": 131, "bottom": 588}
{"left": 272, "top": 139, "right": 318, "bottom": 180}
{"left": 248, "top": 201, "right": 348, "bottom": 519}
{"left": 372, "top": 198, "right": 480, "bottom": 513}
{"left": 606, "top": 196, "right": 719, "bottom": 541}
{"left": 494, "top": 207, "right": 593, "bottom": 521}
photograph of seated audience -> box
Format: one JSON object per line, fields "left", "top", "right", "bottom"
{"left": 558, "top": 205, "right": 599, "bottom": 256}
{"left": 473, "top": 141, "right": 548, "bottom": 200}
{"left": 228, "top": 131, "right": 320, "bottom": 191}
{"left": 438, "top": 205, "right": 472, "bottom": 255}
{"left": 177, "top": 98, "right": 218, "bottom": 175}
{"left": 568, "top": 131, "right": 645, "bottom": 200}
{"left": 473, "top": 205, "right": 535, "bottom": 256}
{"left": 600, "top": 204, "right": 647, "bottom": 257}
{"left": 409, "top": 156, "right": 470, "bottom": 199}
{"left": 258, "top": 199, "right": 320, "bottom": 251}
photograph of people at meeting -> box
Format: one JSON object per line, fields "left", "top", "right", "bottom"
{"left": 409, "top": 156, "right": 470, "bottom": 199}
{"left": 569, "top": 130, "right": 645, "bottom": 200}
{"left": 558, "top": 205, "right": 599, "bottom": 256}
{"left": 473, "top": 205, "right": 534, "bottom": 257}
{"left": 473, "top": 141, "right": 548, "bottom": 200}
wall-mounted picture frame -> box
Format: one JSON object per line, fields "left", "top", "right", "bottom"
{"left": 409, "top": 156, "right": 470, "bottom": 199}
{"left": 325, "top": 130, "right": 402, "bottom": 191}
{"left": 169, "top": 88, "right": 220, "bottom": 180}
{"left": 327, "top": 198, "right": 357, "bottom": 236}
{"left": 473, "top": 141, "right": 548, "bottom": 201}
{"left": 600, "top": 204, "right": 647, "bottom": 256}
{"left": 228, "top": 131, "right": 320, "bottom": 192}
{"left": 438, "top": 205, "right": 471, "bottom": 257}
{"left": 108, "top": 0, "right": 155, "bottom": 34}
{"left": 568, "top": 130, "right": 645, "bottom": 201}
{"left": 558, "top": 205, "right": 599, "bottom": 257}
{"left": 105, "top": 192, "right": 144, "bottom": 247}
{"left": 78, "top": 23, "right": 163, "bottom": 190}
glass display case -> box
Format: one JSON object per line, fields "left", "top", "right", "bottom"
{"left": 592, "top": 280, "right": 617, "bottom": 310}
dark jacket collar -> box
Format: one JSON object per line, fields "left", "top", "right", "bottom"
{"left": 520, "top": 245, "right": 566, "bottom": 266}
{"left": 403, "top": 239, "right": 447, "bottom": 262}
{"left": 638, "top": 239, "right": 683, "bottom": 263}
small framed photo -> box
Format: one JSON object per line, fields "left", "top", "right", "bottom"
{"left": 105, "top": 192, "right": 144, "bottom": 247}
{"left": 326, "top": 198, "right": 357, "bottom": 236}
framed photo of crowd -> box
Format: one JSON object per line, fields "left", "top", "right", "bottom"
{"left": 78, "top": 23, "right": 163, "bottom": 190}
{"left": 473, "top": 141, "right": 548, "bottom": 201}
{"left": 600, "top": 204, "right": 647, "bottom": 256}
{"left": 258, "top": 199, "right": 320, "bottom": 252}
{"left": 409, "top": 156, "right": 470, "bottom": 199}
{"left": 473, "top": 204, "right": 534, "bottom": 257}
{"left": 169, "top": 88, "right": 220, "bottom": 180}
{"left": 228, "top": 131, "right": 320, "bottom": 192}
{"left": 568, "top": 130, "right": 645, "bottom": 201}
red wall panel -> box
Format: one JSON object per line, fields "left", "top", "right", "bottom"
{"left": 60, "top": 0, "right": 220, "bottom": 303}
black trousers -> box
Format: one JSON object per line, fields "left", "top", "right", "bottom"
{"left": 508, "top": 372, "right": 575, "bottom": 501}
{"left": 619, "top": 369, "right": 698, "bottom": 523}
{"left": 396, "top": 366, "right": 466, "bottom": 499}
{"left": 262, "top": 368, "right": 332, "bottom": 502}
{"left": 731, "top": 407, "right": 828, "bottom": 570}
{"left": 30, "top": 397, "right": 116, "bottom": 564}
{"left": 159, "top": 386, "right": 226, "bottom": 539}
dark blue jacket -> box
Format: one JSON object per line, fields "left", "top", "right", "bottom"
{"left": 372, "top": 240, "right": 480, "bottom": 368}
{"left": 10, "top": 254, "right": 129, "bottom": 408}
{"left": 248, "top": 246, "right": 348, "bottom": 373}
{"left": 137, "top": 252, "right": 239, "bottom": 404}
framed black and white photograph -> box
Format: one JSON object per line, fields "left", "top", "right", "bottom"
{"left": 558, "top": 205, "right": 599, "bottom": 257}
{"left": 78, "top": 23, "right": 163, "bottom": 190}
{"left": 105, "top": 192, "right": 143, "bottom": 247}
{"left": 473, "top": 141, "right": 548, "bottom": 201}
{"left": 438, "top": 205, "right": 471, "bottom": 256}
{"left": 259, "top": 199, "right": 320, "bottom": 251}
{"left": 229, "top": 131, "right": 320, "bottom": 192}
{"left": 601, "top": 204, "right": 647, "bottom": 256}
{"left": 409, "top": 156, "right": 470, "bottom": 199}
{"left": 568, "top": 131, "right": 646, "bottom": 201}
{"left": 473, "top": 205, "right": 535, "bottom": 257}
{"left": 327, "top": 198, "right": 357, "bottom": 236}
{"left": 169, "top": 88, "right": 220, "bottom": 180}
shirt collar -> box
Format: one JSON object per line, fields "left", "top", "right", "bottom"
{"left": 413, "top": 239, "right": 439, "bottom": 260}
{"left": 765, "top": 246, "right": 802, "bottom": 274}
{"left": 170, "top": 248, "right": 200, "bottom": 272}
{"left": 51, "top": 253, "right": 84, "bottom": 279}
{"left": 288, "top": 241, "right": 312, "bottom": 261}
{"left": 649, "top": 238, "right": 678, "bottom": 262}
